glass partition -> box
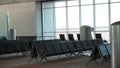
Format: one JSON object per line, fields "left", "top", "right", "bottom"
{"left": 0, "top": 12, "right": 10, "bottom": 40}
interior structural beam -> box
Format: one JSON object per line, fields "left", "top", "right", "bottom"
{"left": 0, "top": 0, "right": 66, "bottom": 5}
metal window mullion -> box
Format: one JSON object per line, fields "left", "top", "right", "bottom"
{"left": 93, "top": 0, "right": 96, "bottom": 39}
{"left": 40, "top": 2, "right": 44, "bottom": 40}
{"left": 66, "top": 0, "right": 69, "bottom": 40}
{"left": 53, "top": 2, "right": 56, "bottom": 39}
{"left": 79, "top": 0, "right": 82, "bottom": 34}
{"left": 108, "top": 0, "right": 111, "bottom": 43}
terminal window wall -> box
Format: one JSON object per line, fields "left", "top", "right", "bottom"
{"left": 68, "top": 6, "right": 79, "bottom": 40}
{"left": 42, "top": 2, "right": 55, "bottom": 40}
{"left": 95, "top": 4, "right": 109, "bottom": 42}
{"left": 42, "top": 0, "right": 120, "bottom": 41}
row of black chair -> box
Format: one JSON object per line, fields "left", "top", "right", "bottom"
{"left": 59, "top": 33, "right": 103, "bottom": 41}
{"left": 29, "top": 39, "right": 103, "bottom": 62}
{"left": 87, "top": 43, "right": 111, "bottom": 65}
{"left": 59, "top": 34, "right": 80, "bottom": 41}
{"left": 0, "top": 40, "right": 30, "bottom": 55}
{"left": 16, "top": 36, "right": 37, "bottom": 41}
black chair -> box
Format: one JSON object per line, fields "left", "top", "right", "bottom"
{"left": 45, "top": 43, "right": 56, "bottom": 56}
{"left": 68, "top": 34, "right": 74, "bottom": 41}
{"left": 0, "top": 40, "right": 29, "bottom": 55}
{"left": 60, "top": 42, "right": 70, "bottom": 57}
{"left": 73, "top": 41, "right": 84, "bottom": 55}
{"left": 92, "top": 39, "right": 99, "bottom": 46}
{"left": 59, "top": 34, "right": 66, "bottom": 41}
{"left": 105, "top": 44, "right": 111, "bottom": 55}
{"left": 52, "top": 42, "right": 63, "bottom": 54}
{"left": 73, "top": 41, "right": 84, "bottom": 51}
{"left": 77, "top": 34, "right": 80, "bottom": 40}
{"left": 95, "top": 33, "right": 103, "bottom": 40}
{"left": 86, "top": 46, "right": 100, "bottom": 65}
{"left": 35, "top": 43, "right": 48, "bottom": 62}
{"left": 98, "top": 44, "right": 111, "bottom": 64}
{"left": 81, "top": 40, "right": 91, "bottom": 50}
{"left": 87, "top": 40, "right": 94, "bottom": 49}
{"left": 65, "top": 41, "right": 77, "bottom": 56}
{"left": 97, "top": 39, "right": 103, "bottom": 44}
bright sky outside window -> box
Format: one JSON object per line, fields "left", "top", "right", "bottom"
{"left": 95, "top": 0, "right": 108, "bottom": 4}
{"left": 42, "top": 2, "right": 54, "bottom": 9}
{"left": 55, "top": 8, "right": 66, "bottom": 29}
{"left": 96, "top": 4, "right": 109, "bottom": 27}
{"left": 55, "top": 1, "right": 66, "bottom": 7}
{"left": 81, "top": 0, "right": 93, "bottom": 5}
{"left": 81, "top": 5, "right": 94, "bottom": 27}
{"left": 111, "top": 3, "right": 120, "bottom": 24}
{"left": 43, "top": 9, "right": 54, "bottom": 32}
{"left": 68, "top": 6, "right": 79, "bottom": 29}
{"left": 111, "top": 0, "right": 120, "bottom": 2}
{"left": 68, "top": 0, "right": 79, "bottom": 6}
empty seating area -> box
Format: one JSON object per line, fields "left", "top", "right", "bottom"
{"left": 29, "top": 39, "right": 104, "bottom": 62}
{"left": 0, "top": 0, "right": 116, "bottom": 68}
{"left": 0, "top": 35, "right": 110, "bottom": 68}
{"left": 0, "top": 40, "right": 30, "bottom": 55}
{"left": 0, "top": 38, "right": 111, "bottom": 68}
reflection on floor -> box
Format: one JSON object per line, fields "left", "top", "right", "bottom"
{"left": 0, "top": 53, "right": 111, "bottom": 68}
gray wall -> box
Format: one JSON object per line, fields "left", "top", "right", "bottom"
{"left": 0, "top": 2, "right": 36, "bottom": 36}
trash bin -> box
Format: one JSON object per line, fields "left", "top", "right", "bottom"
{"left": 80, "top": 25, "right": 92, "bottom": 40}
{"left": 111, "top": 21, "right": 120, "bottom": 68}
{"left": 10, "top": 28, "right": 16, "bottom": 40}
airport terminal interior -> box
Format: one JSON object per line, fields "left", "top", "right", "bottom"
{"left": 0, "top": 0, "right": 120, "bottom": 68}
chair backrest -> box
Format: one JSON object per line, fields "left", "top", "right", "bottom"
{"left": 59, "top": 34, "right": 66, "bottom": 41}
{"left": 0, "top": 40, "right": 29, "bottom": 55}
{"left": 105, "top": 44, "right": 111, "bottom": 55}
{"left": 77, "top": 34, "right": 80, "bottom": 40}
{"left": 87, "top": 40, "right": 94, "bottom": 49}
{"left": 52, "top": 42, "right": 63, "bottom": 54}
{"left": 73, "top": 41, "right": 84, "bottom": 51}
{"left": 95, "top": 33, "right": 103, "bottom": 40}
{"left": 68, "top": 34, "right": 74, "bottom": 41}
{"left": 60, "top": 42, "right": 70, "bottom": 53}
{"left": 97, "top": 39, "right": 103, "bottom": 44}
{"left": 98, "top": 44, "right": 109, "bottom": 57}
{"left": 81, "top": 40, "right": 90, "bottom": 50}
{"left": 65, "top": 41, "right": 77, "bottom": 52}
{"left": 92, "top": 39, "right": 99, "bottom": 46}
{"left": 35, "top": 43, "right": 48, "bottom": 56}
{"left": 45, "top": 43, "right": 56, "bottom": 56}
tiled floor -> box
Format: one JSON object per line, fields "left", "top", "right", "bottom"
{"left": 0, "top": 54, "right": 111, "bottom": 68}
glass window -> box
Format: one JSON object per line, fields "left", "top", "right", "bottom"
{"left": 43, "top": 9, "right": 54, "bottom": 32}
{"left": 55, "top": 1, "right": 66, "bottom": 7}
{"left": 81, "top": 5, "right": 94, "bottom": 27}
{"left": 42, "top": 2, "right": 54, "bottom": 9}
{"left": 43, "top": 8, "right": 54, "bottom": 38}
{"left": 68, "top": 6, "right": 79, "bottom": 29}
{"left": 95, "top": 0, "right": 108, "bottom": 4}
{"left": 55, "top": 8, "right": 66, "bottom": 29}
{"left": 111, "top": 3, "right": 120, "bottom": 24}
{"left": 111, "top": 0, "right": 120, "bottom": 2}
{"left": 96, "top": 4, "right": 109, "bottom": 27}
{"left": 95, "top": 4, "right": 109, "bottom": 42}
{"left": 68, "top": 6, "right": 80, "bottom": 40}
{"left": 68, "top": 0, "right": 79, "bottom": 6}
{"left": 81, "top": 0, "right": 93, "bottom": 5}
